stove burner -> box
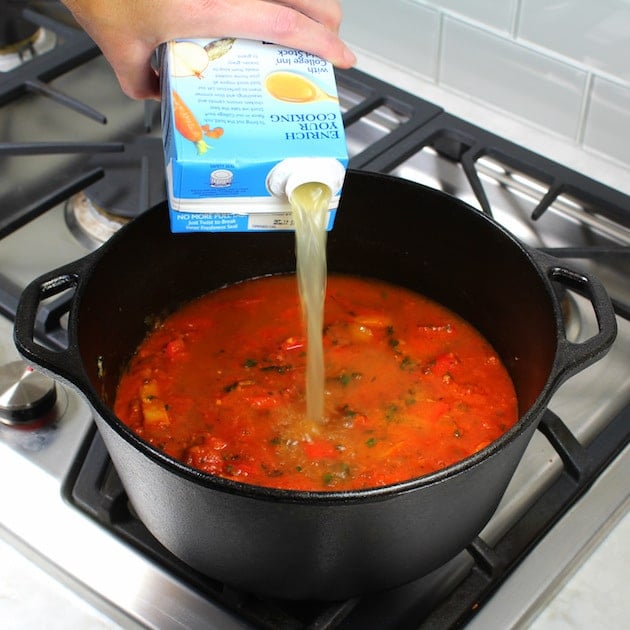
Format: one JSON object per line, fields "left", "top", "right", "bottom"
{"left": 0, "top": 2, "right": 38, "bottom": 46}
{"left": 65, "top": 191, "right": 128, "bottom": 249}
{"left": 64, "top": 135, "right": 166, "bottom": 247}
{"left": 0, "top": 359, "right": 57, "bottom": 427}
{"left": 0, "top": 27, "right": 56, "bottom": 73}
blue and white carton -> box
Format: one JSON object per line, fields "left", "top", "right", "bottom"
{"left": 160, "top": 38, "right": 348, "bottom": 232}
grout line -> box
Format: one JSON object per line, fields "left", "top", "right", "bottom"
{"left": 576, "top": 72, "right": 594, "bottom": 145}
{"left": 511, "top": 0, "right": 522, "bottom": 37}
{"left": 434, "top": 11, "right": 445, "bottom": 84}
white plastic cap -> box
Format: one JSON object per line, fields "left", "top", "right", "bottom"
{"left": 266, "top": 158, "right": 346, "bottom": 202}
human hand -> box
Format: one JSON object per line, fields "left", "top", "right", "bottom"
{"left": 61, "top": 0, "right": 356, "bottom": 100}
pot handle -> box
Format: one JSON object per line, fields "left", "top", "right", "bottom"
{"left": 13, "top": 257, "right": 92, "bottom": 390}
{"left": 532, "top": 249, "right": 617, "bottom": 386}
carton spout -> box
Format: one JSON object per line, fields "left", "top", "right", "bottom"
{"left": 267, "top": 158, "right": 347, "bottom": 203}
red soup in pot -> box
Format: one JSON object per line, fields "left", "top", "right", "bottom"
{"left": 114, "top": 274, "right": 518, "bottom": 491}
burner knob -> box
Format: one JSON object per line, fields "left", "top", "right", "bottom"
{"left": 0, "top": 360, "right": 58, "bottom": 427}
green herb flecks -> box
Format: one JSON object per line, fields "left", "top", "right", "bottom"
{"left": 385, "top": 403, "right": 400, "bottom": 422}
{"left": 260, "top": 364, "right": 292, "bottom": 374}
{"left": 223, "top": 379, "right": 255, "bottom": 393}
{"left": 400, "top": 355, "right": 417, "bottom": 371}
{"left": 339, "top": 403, "right": 360, "bottom": 419}
{"left": 386, "top": 325, "right": 402, "bottom": 355}
{"left": 322, "top": 462, "right": 352, "bottom": 487}
{"left": 335, "top": 371, "right": 362, "bottom": 387}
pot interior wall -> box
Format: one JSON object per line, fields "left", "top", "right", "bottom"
{"left": 76, "top": 171, "right": 558, "bottom": 417}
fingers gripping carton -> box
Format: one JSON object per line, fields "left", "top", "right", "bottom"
{"left": 160, "top": 38, "right": 348, "bottom": 232}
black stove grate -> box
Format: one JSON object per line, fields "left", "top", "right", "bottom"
{"left": 361, "top": 111, "right": 630, "bottom": 229}
{"left": 0, "top": 4, "right": 101, "bottom": 115}
{"left": 339, "top": 66, "right": 443, "bottom": 169}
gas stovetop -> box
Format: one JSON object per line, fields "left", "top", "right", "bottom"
{"left": 0, "top": 4, "right": 628, "bottom": 629}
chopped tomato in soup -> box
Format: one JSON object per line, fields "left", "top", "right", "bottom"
{"left": 114, "top": 275, "right": 518, "bottom": 491}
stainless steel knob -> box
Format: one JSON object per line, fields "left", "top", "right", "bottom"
{"left": 0, "top": 359, "right": 57, "bottom": 426}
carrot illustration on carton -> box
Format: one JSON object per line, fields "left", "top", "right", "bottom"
{"left": 172, "top": 90, "right": 223, "bottom": 155}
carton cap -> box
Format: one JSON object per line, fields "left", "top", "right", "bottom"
{"left": 266, "top": 158, "right": 346, "bottom": 201}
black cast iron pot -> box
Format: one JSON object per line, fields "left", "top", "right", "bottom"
{"left": 14, "top": 171, "right": 617, "bottom": 600}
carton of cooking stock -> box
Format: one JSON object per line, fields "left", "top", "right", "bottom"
{"left": 160, "top": 37, "right": 348, "bottom": 233}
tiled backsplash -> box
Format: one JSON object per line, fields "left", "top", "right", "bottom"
{"left": 340, "top": 0, "right": 630, "bottom": 168}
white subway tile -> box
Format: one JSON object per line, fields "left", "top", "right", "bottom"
{"left": 440, "top": 18, "right": 588, "bottom": 139}
{"left": 583, "top": 77, "right": 630, "bottom": 166}
{"left": 518, "top": 0, "right": 630, "bottom": 83}
{"left": 416, "top": 0, "right": 518, "bottom": 32}
{"left": 340, "top": 0, "right": 440, "bottom": 79}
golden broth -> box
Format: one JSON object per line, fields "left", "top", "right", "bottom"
{"left": 289, "top": 182, "right": 332, "bottom": 422}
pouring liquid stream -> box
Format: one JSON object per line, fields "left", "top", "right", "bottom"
{"left": 289, "top": 182, "right": 332, "bottom": 423}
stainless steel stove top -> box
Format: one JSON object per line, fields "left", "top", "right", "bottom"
{"left": 0, "top": 4, "right": 628, "bottom": 628}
